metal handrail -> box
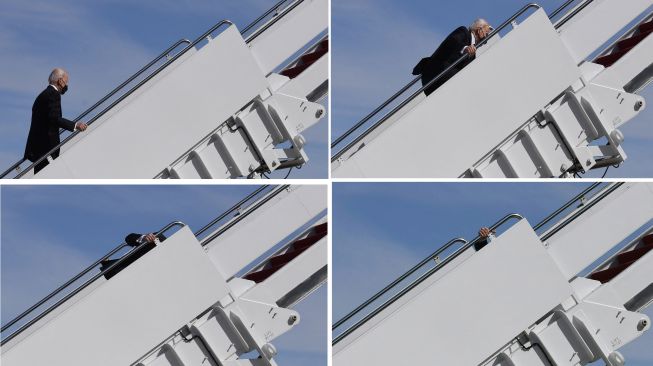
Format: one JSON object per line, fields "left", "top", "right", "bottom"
{"left": 244, "top": 0, "right": 306, "bottom": 43}
{"left": 13, "top": 20, "right": 235, "bottom": 179}
{"left": 331, "top": 3, "right": 543, "bottom": 161}
{"left": 1, "top": 221, "right": 186, "bottom": 345}
{"left": 540, "top": 182, "right": 623, "bottom": 242}
{"left": 0, "top": 38, "right": 191, "bottom": 179}
{"left": 242, "top": 0, "right": 297, "bottom": 39}
{"left": 6, "top": 0, "right": 307, "bottom": 179}
{"left": 549, "top": 0, "right": 584, "bottom": 20}
{"left": 333, "top": 213, "right": 524, "bottom": 344}
{"left": 0, "top": 243, "right": 130, "bottom": 333}
{"left": 332, "top": 237, "right": 468, "bottom": 330}
{"left": 200, "top": 185, "right": 291, "bottom": 246}
{"left": 194, "top": 185, "right": 271, "bottom": 238}
{"left": 594, "top": 8, "right": 653, "bottom": 60}
{"left": 533, "top": 182, "right": 603, "bottom": 231}
{"left": 554, "top": 0, "right": 595, "bottom": 29}
{"left": 331, "top": 0, "right": 598, "bottom": 161}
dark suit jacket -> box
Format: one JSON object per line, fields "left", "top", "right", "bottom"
{"left": 412, "top": 26, "right": 475, "bottom": 96}
{"left": 474, "top": 237, "right": 490, "bottom": 251}
{"left": 100, "top": 233, "right": 167, "bottom": 280}
{"left": 24, "top": 85, "right": 76, "bottom": 163}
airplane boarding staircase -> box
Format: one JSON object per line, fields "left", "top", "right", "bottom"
{"left": 0, "top": 185, "right": 328, "bottom": 366}
{"left": 1, "top": 0, "right": 328, "bottom": 179}
{"left": 333, "top": 182, "right": 653, "bottom": 366}
{"left": 331, "top": 0, "right": 653, "bottom": 178}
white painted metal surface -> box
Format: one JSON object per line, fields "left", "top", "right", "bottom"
{"left": 1, "top": 227, "right": 228, "bottom": 366}
{"left": 38, "top": 26, "right": 268, "bottom": 178}
{"left": 334, "top": 183, "right": 653, "bottom": 366}
{"left": 3, "top": 0, "right": 329, "bottom": 179}
{"left": 334, "top": 220, "right": 573, "bottom": 366}
{"left": 558, "top": 0, "right": 652, "bottom": 64}
{"left": 249, "top": 0, "right": 328, "bottom": 75}
{"left": 332, "top": 1, "right": 653, "bottom": 178}
{"left": 333, "top": 10, "right": 580, "bottom": 177}
{"left": 544, "top": 183, "right": 653, "bottom": 279}
{"left": 205, "top": 185, "right": 326, "bottom": 279}
{"left": 2, "top": 185, "right": 329, "bottom": 366}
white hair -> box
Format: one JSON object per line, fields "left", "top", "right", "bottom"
{"left": 48, "top": 68, "right": 67, "bottom": 84}
{"left": 470, "top": 18, "right": 489, "bottom": 31}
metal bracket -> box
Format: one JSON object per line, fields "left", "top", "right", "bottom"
{"left": 234, "top": 93, "right": 324, "bottom": 173}
{"left": 544, "top": 81, "right": 643, "bottom": 173}
{"left": 217, "top": 297, "right": 300, "bottom": 365}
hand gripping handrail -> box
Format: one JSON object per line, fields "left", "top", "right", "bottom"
{"left": 331, "top": 1, "right": 598, "bottom": 162}
{"left": 332, "top": 237, "right": 468, "bottom": 330}
{"left": 330, "top": 4, "right": 543, "bottom": 161}
{"left": 0, "top": 38, "right": 191, "bottom": 179}
{"left": 5, "top": 0, "right": 309, "bottom": 179}
{"left": 12, "top": 20, "right": 234, "bottom": 179}
{"left": 332, "top": 213, "right": 524, "bottom": 345}
{"left": 0, "top": 221, "right": 186, "bottom": 345}
{"left": 1, "top": 185, "right": 294, "bottom": 343}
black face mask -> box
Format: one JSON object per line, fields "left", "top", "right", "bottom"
{"left": 61, "top": 84, "right": 68, "bottom": 95}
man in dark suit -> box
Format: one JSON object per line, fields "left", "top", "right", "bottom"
{"left": 413, "top": 19, "right": 493, "bottom": 96}
{"left": 24, "top": 68, "right": 88, "bottom": 174}
{"left": 474, "top": 226, "right": 496, "bottom": 251}
{"left": 99, "top": 232, "right": 166, "bottom": 280}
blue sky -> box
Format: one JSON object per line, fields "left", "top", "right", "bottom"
{"left": 332, "top": 0, "right": 653, "bottom": 178}
{"left": 0, "top": 0, "right": 328, "bottom": 179}
{"left": 0, "top": 185, "right": 326, "bottom": 366}
{"left": 333, "top": 182, "right": 653, "bottom": 365}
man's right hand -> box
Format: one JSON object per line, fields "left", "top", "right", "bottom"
{"left": 144, "top": 233, "right": 157, "bottom": 243}
{"left": 479, "top": 227, "right": 491, "bottom": 238}
{"left": 464, "top": 45, "right": 477, "bottom": 56}
{"left": 76, "top": 122, "right": 88, "bottom": 131}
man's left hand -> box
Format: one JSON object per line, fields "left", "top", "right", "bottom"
{"left": 144, "top": 233, "right": 157, "bottom": 243}
{"left": 464, "top": 45, "right": 477, "bottom": 56}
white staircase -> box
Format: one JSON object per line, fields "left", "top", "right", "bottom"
{"left": 331, "top": 0, "right": 653, "bottom": 178}
{"left": 1, "top": 0, "right": 328, "bottom": 179}
{"left": 1, "top": 185, "right": 328, "bottom": 366}
{"left": 333, "top": 183, "right": 653, "bottom": 366}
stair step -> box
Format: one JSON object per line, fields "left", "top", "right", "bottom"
{"left": 595, "top": 45, "right": 635, "bottom": 67}
{"left": 280, "top": 39, "right": 329, "bottom": 79}
{"left": 616, "top": 28, "right": 653, "bottom": 51}
{"left": 268, "top": 245, "right": 311, "bottom": 267}
{"left": 317, "top": 38, "right": 329, "bottom": 52}
{"left": 589, "top": 259, "right": 637, "bottom": 283}
{"left": 244, "top": 262, "right": 286, "bottom": 283}
{"left": 616, "top": 243, "right": 653, "bottom": 264}
{"left": 292, "top": 232, "right": 325, "bottom": 251}
{"left": 639, "top": 19, "right": 653, "bottom": 33}
{"left": 243, "top": 223, "right": 328, "bottom": 283}
{"left": 299, "top": 50, "right": 326, "bottom": 66}
{"left": 312, "top": 222, "right": 328, "bottom": 235}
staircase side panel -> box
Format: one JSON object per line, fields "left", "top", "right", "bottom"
{"left": 334, "top": 10, "right": 580, "bottom": 178}
{"left": 37, "top": 26, "right": 269, "bottom": 178}
{"left": 1, "top": 227, "right": 228, "bottom": 366}
{"left": 333, "top": 220, "right": 572, "bottom": 366}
